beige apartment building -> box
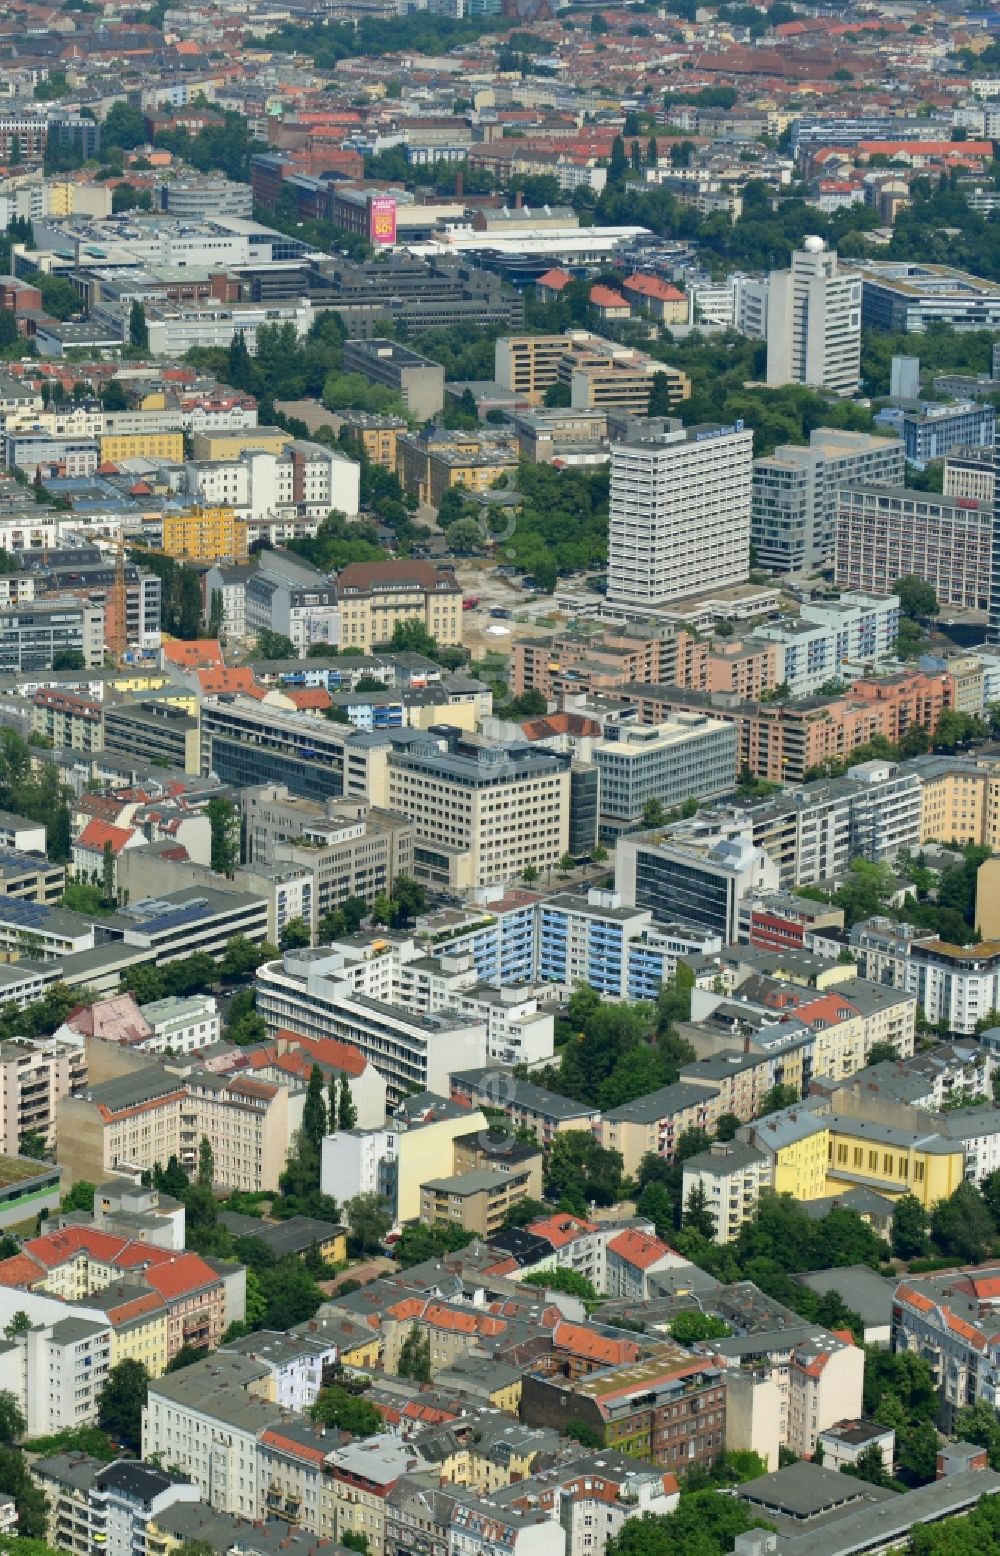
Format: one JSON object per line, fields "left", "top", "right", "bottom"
{"left": 419, "top": 1165, "right": 535, "bottom": 1236}
{"left": 240, "top": 786, "right": 415, "bottom": 923}
{"left": 723, "top": 1328, "right": 864, "bottom": 1465}
{"left": 190, "top": 427, "right": 291, "bottom": 461}
{"left": 918, "top": 755, "right": 1000, "bottom": 848}
{"left": 571, "top": 351, "right": 688, "bottom": 413}
{"left": 496, "top": 333, "right": 574, "bottom": 399}
{"left": 335, "top": 559, "right": 463, "bottom": 653}
{"left": 338, "top": 411, "right": 408, "bottom": 470}
{"left": 31, "top": 689, "right": 103, "bottom": 753}
{"left": 495, "top": 330, "right": 690, "bottom": 411}
{"left": 395, "top": 428, "right": 518, "bottom": 509}
{"left": 385, "top": 732, "right": 571, "bottom": 889}
{"left": 601, "top": 1082, "right": 722, "bottom": 1177}
{"left": 0, "top": 1033, "right": 87, "bottom": 1153}
{"left": 57, "top": 1065, "right": 304, "bottom": 1193}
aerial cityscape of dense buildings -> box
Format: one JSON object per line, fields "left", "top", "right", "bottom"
{"left": 2, "top": 5, "right": 1000, "bottom": 1556}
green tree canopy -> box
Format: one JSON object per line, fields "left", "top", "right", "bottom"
{"left": 97, "top": 1359, "right": 149, "bottom": 1451}
{"left": 310, "top": 1385, "right": 382, "bottom": 1436}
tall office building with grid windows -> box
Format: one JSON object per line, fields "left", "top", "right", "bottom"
{"left": 607, "top": 422, "right": 753, "bottom": 607}
{"left": 766, "top": 238, "right": 862, "bottom": 396}
{"left": 990, "top": 429, "right": 1000, "bottom": 644}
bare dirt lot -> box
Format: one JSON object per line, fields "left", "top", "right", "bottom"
{"left": 455, "top": 559, "right": 576, "bottom": 661}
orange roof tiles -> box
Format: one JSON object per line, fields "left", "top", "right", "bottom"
{"left": 75, "top": 818, "right": 137, "bottom": 856}
{"left": 276, "top": 1030, "right": 368, "bottom": 1078}
{"left": 107, "top": 1290, "right": 166, "bottom": 1325}
{"left": 421, "top": 1301, "right": 505, "bottom": 1337}
{"left": 624, "top": 274, "right": 686, "bottom": 302}
{"left": 23, "top": 1226, "right": 126, "bottom": 1267}
{"left": 552, "top": 1321, "right": 641, "bottom": 1366}
{"left": 897, "top": 1285, "right": 935, "bottom": 1313}
{"left": 536, "top": 268, "right": 572, "bottom": 291}
{"left": 0, "top": 1252, "right": 45, "bottom": 1287}
{"left": 284, "top": 687, "right": 333, "bottom": 711}
{"left": 261, "top": 1429, "right": 329, "bottom": 1464}
{"left": 143, "top": 1252, "right": 220, "bottom": 1301}
{"left": 196, "top": 666, "right": 266, "bottom": 698}
{"left": 607, "top": 1228, "right": 673, "bottom": 1270}
{"left": 484, "top": 1256, "right": 519, "bottom": 1277}
{"left": 386, "top": 1297, "right": 424, "bottom": 1322}
{"left": 521, "top": 712, "right": 601, "bottom": 741}
{"left": 401, "top": 1401, "right": 457, "bottom": 1424}
{"left": 527, "top": 1214, "right": 598, "bottom": 1248}
{"left": 590, "top": 285, "right": 629, "bottom": 309}
{"left": 945, "top": 1311, "right": 987, "bottom": 1351}
{"left": 161, "top": 639, "right": 224, "bottom": 669}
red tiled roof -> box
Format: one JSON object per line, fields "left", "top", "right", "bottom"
{"left": 107, "top": 1290, "right": 167, "bottom": 1325}
{"left": 422, "top": 1301, "right": 505, "bottom": 1337}
{"left": 142, "top": 1252, "right": 221, "bottom": 1301}
{"left": 197, "top": 666, "right": 265, "bottom": 698}
{"left": 161, "top": 639, "right": 224, "bottom": 669}
{"left": 552, "top": 1321, "right": 641, "bottom": 1366}
{"left": 75, "top": 818, "right": 136, "bottom": 855}
{"left": 401, "top": 1400, "right": 456, "bottom": 1424}
{"left": 536, "top": 267, "right": 572, "bottom": 291}
{"left": 284, "top": 687, "right": 332, "bottom": 711}
{"left": 261, "top": 1429, "right": 328, "bottom": 1464}
{"left": 527, "top": 1213, "right": 597, "bottom": 1248}
{"left": 607, "top": 1228, "right": 673, "bottom": 1270}
{"left": 276, "top": 1029, "right": 368, "bottom": 1078}
{"left": 624, "top": 274, "right": 686, "bottom": 302}
{"left": 0, "top": 1252, "right": 45, "bottom": 1287}
{"left": 590, "top": 285, "right": 629, "bottom": 309}
{"left": 483, "top": 1256, "right": 519, "bottom": 1277}
{"left": 386, "top": 1296, "right": 424, "bottom": 1322}
{"left": 521, "top": 712, "right": 601, "bottom": 740}
{"left": 337, "top": 560, "right": 459, "bottom": 593}
{"left": 22, "top": 1226, "right": 127, "bottom": 1267}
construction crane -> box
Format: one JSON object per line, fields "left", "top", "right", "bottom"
{"left": 108, "top": 534, "right": 127, "bottom": 661}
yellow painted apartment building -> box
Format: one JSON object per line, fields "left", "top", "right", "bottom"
{"left": 918, "top": 756, "right": 1000, "bottom": 849}
{"left": 106, "top": 1297, "right": 169, "bottom": 1377}
{"left": 100, "top": 431, "right": 184, "bottom": 464}
{"left": 25, "top": 1247, "right": 169, "bottom": 1375}
{"left": 396, "top": 428, "right": 518, "bottom": 509}
{"left": 335, "top": 558, "right": 463, "bottom": 653}
{"left": 161, "top": 505, "right": 248, "bottom": 563}
{"left": 341, "top": 412, "right": 407, "bottom": 470}
{"left": 749, "top": 1107, "right": 965, "bottom": 1210}
{"left": 190, "top": 427, "right": 290, "bottom": 461}
{"left": 393, "top": 1106, "right": 489, "bottom": 1221}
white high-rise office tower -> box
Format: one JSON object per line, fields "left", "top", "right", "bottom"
{"left": 607, "top": 423, "right": 754, "bottom": 607}
{"left": 766, "top": 237, "right": 862, "bottom": 397}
